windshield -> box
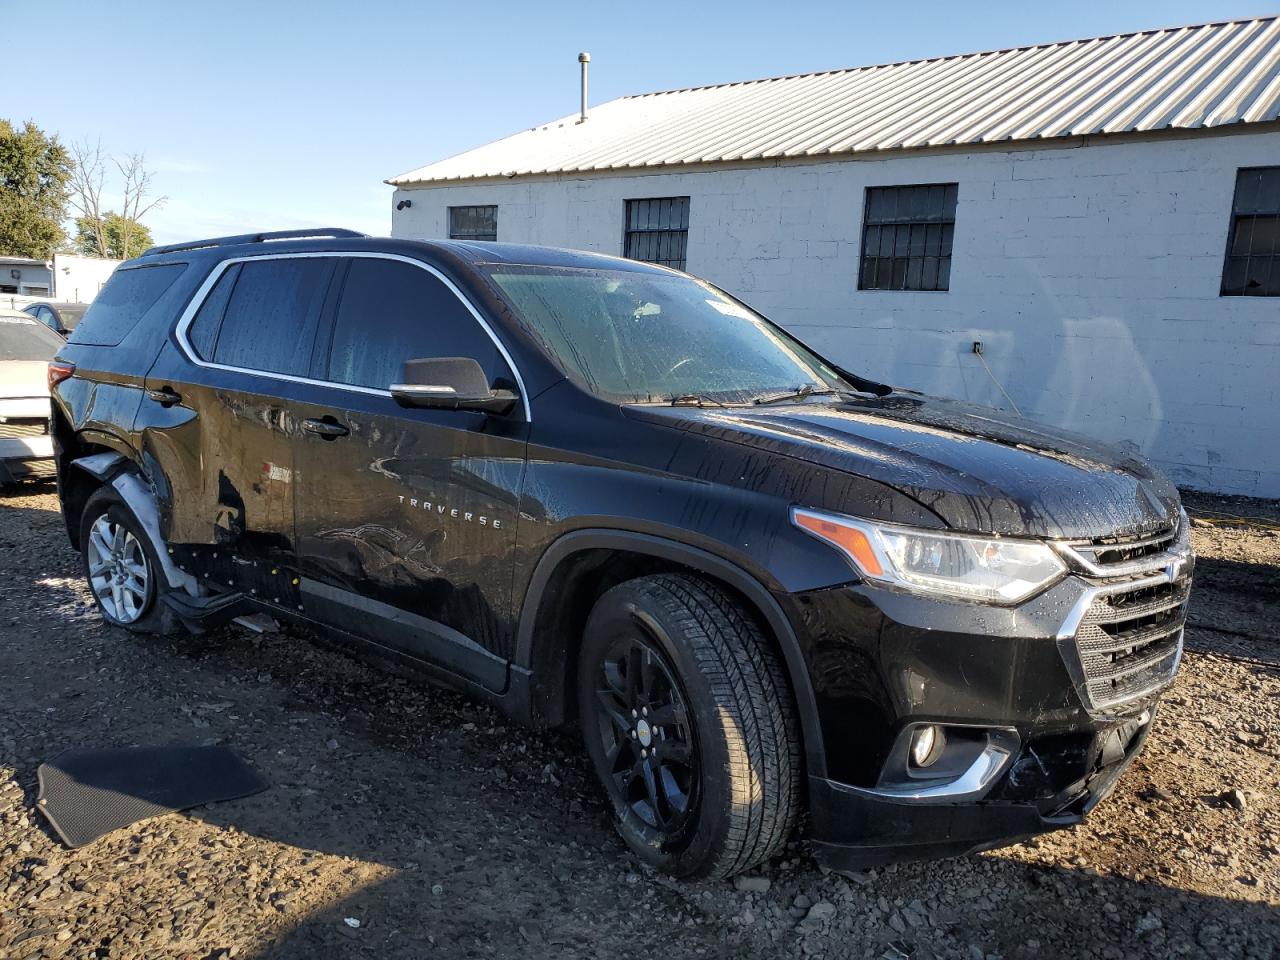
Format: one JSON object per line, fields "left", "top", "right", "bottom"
{"left": 487, "top": 266, "right": 847, "bottom": 404}
{"left": 0, "top": 317, "right": 63, "bottom": 361}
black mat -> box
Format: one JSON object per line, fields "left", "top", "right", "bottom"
{"left": 36, "top": 745, "right": 269, "bottom": 847}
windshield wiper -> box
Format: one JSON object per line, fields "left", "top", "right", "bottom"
{"left": 670, "top": 394, "right": 727, "bottom": 408}
{"left": 752, "top": 385, "right": 836, "bottom": 406}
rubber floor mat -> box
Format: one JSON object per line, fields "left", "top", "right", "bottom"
{"left": 36, "top": 745, "right": 269, "bottom": 847}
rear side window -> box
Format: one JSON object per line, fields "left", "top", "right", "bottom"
{"left": 325, "top": 258, "right": 503, "bottom": 390}
{"left": 198, "top": 257, "right": 336, "bottom": 377}
{"left": 68, "top": 264, "right": 186, "bottom": 347}
{"left": 186, "top": 264, "right": 242, "bottom": 359}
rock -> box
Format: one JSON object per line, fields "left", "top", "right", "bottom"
{"left": 804, "top": 901, "right": 836, "bottom": 923}
{"left": 1223, "top": 788, "right": 1247, "bottom": 811}
{"left": 1135, "top": 911, "right": 1162, "bottom": 935}
{"left": 342, "top": 917, "right": 361, "bottom": 929}
{"left": 734, "top": 875, "right": 771, "bottom": 894}
{"left": 431, "top": 883, "right": 444, "bottom": 896}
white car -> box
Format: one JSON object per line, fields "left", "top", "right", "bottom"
{"left": 0, "top": 310, "right": 62, "bottom": 485}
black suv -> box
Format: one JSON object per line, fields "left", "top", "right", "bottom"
{"left": 50, "top": 228, "right": 1194, "bottom": 879}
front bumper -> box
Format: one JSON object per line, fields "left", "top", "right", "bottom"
{"left": 788, "top": 521, "right": 1191, "bottom": 868}
{"left": 0, "top": 435, "right": 55, "bottom": 483}
{"left": 808, "top": 707, "right": 1154, "bottom": 870}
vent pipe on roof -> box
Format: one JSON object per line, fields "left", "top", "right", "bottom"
{"left": 578, "top": 52, "right": 590, "bottom": 123}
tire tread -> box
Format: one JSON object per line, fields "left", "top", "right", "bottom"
{"left": 631, "top": 573, "right": 802, "bottom": 879}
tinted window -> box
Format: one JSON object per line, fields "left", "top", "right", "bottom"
{"left": 326, "top": 258, "right": 502, "bottom": 390}
{"left": 68, "top": 264, "right": 186, "bottom": 346}
{"left": 210, "top": 258, "right": 336, "bottom": 376}
{"left": 186, "top": 264, "right": 241, "bottom": 359}
{"left": 0, "top": 317, "right": 64, "bottom": 360}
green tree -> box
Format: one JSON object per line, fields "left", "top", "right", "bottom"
{"left": 75, "top": 212, "right": 155, "bottom": 260}
{"left": 0, "top": 119, "right": 73, "bottom": 258}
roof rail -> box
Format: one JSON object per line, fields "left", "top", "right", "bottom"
{"left": 141, "top": 227, "right": 369, "bottom": 258}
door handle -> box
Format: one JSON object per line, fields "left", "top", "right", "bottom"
{"left": 146, "top": 387, "right": 182, "bottom": 406}
{"left": 302, "top": 418, "right": 349, "bottom": 439}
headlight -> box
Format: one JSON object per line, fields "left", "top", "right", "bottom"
{"left": 792, "top": 507, "right": 1067, "bottom": 604}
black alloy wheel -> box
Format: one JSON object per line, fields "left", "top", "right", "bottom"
{"left": 591, "top": 631, "right": 699, "bottom": 838}
{"left": 578, "top": 573, "right": 802, "bottom": 879}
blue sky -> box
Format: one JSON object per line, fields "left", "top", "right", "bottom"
{"left": 4, "top": 0, "right": 1264, "bottom": 245}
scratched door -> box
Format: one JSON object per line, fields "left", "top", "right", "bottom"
{"left": 291, "top": 255, "right": 528, "bottom": 674}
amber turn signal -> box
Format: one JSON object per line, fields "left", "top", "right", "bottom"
{"left": 792, "top": 509, "right": 884, "bottom": 576}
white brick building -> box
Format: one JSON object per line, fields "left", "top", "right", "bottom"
{"left": 389, "top": 18, "right": 1280, "bottom": 498}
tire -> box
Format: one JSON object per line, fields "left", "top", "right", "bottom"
{"left": 79, "top": 487, "right": 181, "bottom": 636}
{"left": 578, "top": 573, "right": 802, "bottom": 879}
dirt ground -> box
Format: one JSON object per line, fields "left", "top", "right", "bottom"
{"left": 1, "top": 483, "right": 1277, "bottom": 960}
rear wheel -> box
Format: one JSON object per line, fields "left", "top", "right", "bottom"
{"left": 80, "top": 488, "right": 180, "bottom": 635}
{"left": 578, "top": 573, "right": 801, "bottom": 879}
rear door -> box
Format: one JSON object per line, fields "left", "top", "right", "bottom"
{"left": 141, "top": 254, "right": 341, "bottom": 597}
{"left": 291, "top": 255, "right": 528, "bottom": 690}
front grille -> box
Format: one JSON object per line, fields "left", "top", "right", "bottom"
{"left": 1074, "top": 575, "right": 1190, "bottom": 710}
{"left": 1056, "top": 514, "right": 1193, "bottom": 714}
{"left": 0, "top": 418, "right": 48, "bottom": 439}
{"left": 1059, "top": 523, "right": 1179, "bottom": 576}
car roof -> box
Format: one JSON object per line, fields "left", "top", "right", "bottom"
{"left": 26, "top": 301, "right": 88, "bottom": 312}
{"left": 129, "top": 231, "right": 677, "bottom": 277}
{"left": 0, "top": 308, "right": 36, "bottom": 320}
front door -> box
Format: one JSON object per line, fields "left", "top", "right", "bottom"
{"left": 292, "top": 255, "right": 527, "bottom": 691}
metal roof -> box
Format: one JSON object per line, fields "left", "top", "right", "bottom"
{"left": 389, "top": 17, "right": 1280, "bottom": 186}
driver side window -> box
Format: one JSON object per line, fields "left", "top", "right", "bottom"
{"left": 326, "top": 258, "right": 505, "bottom": 391}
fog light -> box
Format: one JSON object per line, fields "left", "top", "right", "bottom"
{"left": 909, "top": 724, "right": 946, "bottom": 767}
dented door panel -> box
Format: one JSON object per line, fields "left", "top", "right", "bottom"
{"left": 138, "top": 338, "right": 306, "bottom": 589}
{"left": 292, "top": 390, "right": 527, "bottom": 663}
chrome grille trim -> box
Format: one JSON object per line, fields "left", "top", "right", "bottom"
{"left": 1055, "top": 517, "right": 1193, "bottom": 716}
{"left": 1054, "top": 514, "right": 1190, "bottom": 579}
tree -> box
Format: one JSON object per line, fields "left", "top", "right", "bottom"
{"left": 0, "top": 119, "right": 73, "bottom": 258}
{"left": 69, "top": 141, "right": 166, "bottom": 259}
{"left": 74, "top": 212, "right": 155, "bottom": 260}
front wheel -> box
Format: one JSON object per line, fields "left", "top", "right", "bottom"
{"left": 578, "top": 574, "right": 802, "bottom": 880}
{"left": 80, "top": 488, "right": 180, "bottom": 635}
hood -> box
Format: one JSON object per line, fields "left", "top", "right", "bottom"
{"left": 0, "top": 360, "right": 51, "bottom": 401}
{"left": 638, "top": 391, "right": 1179, "bottom": 541}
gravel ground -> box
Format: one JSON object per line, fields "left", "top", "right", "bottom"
{"left": 1, "top": 483, "right": 1277, "bottom": 960}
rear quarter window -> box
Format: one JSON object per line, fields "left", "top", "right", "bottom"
{"left": 68, "top": 263, "right": 187, "bottom": 347}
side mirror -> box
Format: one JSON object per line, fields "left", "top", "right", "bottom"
{"left": 390, "top": 357, "right": 518, "bottom": 415}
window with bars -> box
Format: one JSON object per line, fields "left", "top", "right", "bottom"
{"left": 858, "top": 184, "right": 957, "bottom": 292}
{"left": 448, "top": 205, "right": 498, "bottom": 242}
{"left": 624, "top": 197, "right": 690, "bottom": 270}
{"left": 1222, "top": 167, "right": 1279, "bottom": 297}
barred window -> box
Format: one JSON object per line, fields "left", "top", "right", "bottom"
{"left": 624, "top": 197, "right": 690, "bottom": 270}
{"left": 449, "top": 205, "right": 498, "bottom": 242}
{"left": 859, "top": 184, "right": 957, "bottom": 292}
{"left": 1222, "top": 167, "right": 1279, "bottom": 297}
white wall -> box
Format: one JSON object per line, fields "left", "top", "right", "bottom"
{"left": 52, "top": 253, "right": 121, "bottom": 303}
{"left": 392, "top": 130, "right": 1280, "bottom": 499}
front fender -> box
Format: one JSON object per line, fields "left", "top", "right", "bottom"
{"left": 516, "top": 527, "right": 829, "bottom": 779}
